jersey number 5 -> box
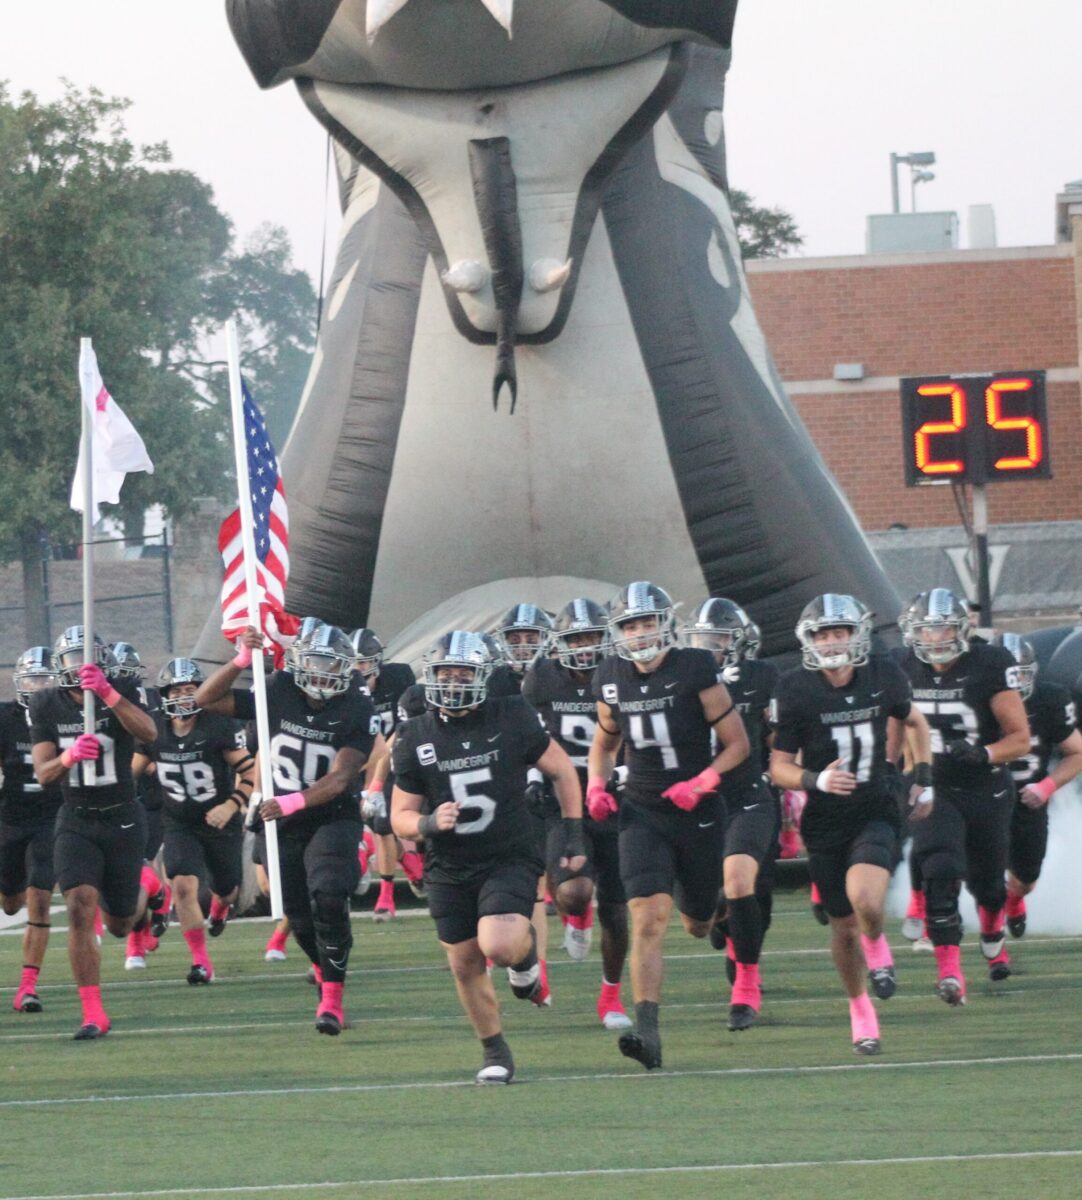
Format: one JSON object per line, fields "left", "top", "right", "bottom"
{"left": 449, "top": 768, "right": 497, "bottom": 835}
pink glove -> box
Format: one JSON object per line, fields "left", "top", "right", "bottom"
{"left": 276, "top": 791, "right": 306, "bottom": 817}
{"left": 663, "top": 767, "right": 722, "bottom": 812}
{"left": 586, "top": 776, "right": 618, "bottom": 822}
{"left": 1021, "top": 775, "right": 1057, "bottom": 808}
{"left": 231, "top": 641, "right": 253, "bottom": 670}
{"left": 61, "top": 734, "right": 101, "bottom": 769}
{"left": 78, "top": 664, "right": 121, "bottom": 706}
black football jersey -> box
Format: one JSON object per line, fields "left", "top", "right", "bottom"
{"left": 392, "top": 695, "right": 549, "bottom": 881}
{"left": 0, "top": 701, "right": 62, "bottom": 823}
{"left": 28, "top": 679, "right": 149, "bottom": 810}
{"left": 396, "top": 665, "right": 520, "bottom": 724}
{"left": 900, "top": 643, "right": 1018, "bottom": 788}
{"left": 593, "top": 647, "right": 721, "bottom": 807}
{"left": 1007, "top": 680, "right": 1076, "bottom": 788}
{"left": 236, "top": 670, "right": 378, "bottom": 834}
{"left": 771, "top": 655, "right": 912, "bottom": 849}
{"left": 397, "top": 681, "right": 427, "bottom": 723}
{"left": 142, "top": 709, "right": 247, "bottom": 829}
{"left": 366, "top": 663, "right": 417, "bottom": 739}
{"left": 134, "top": 684, "right": 164, "bottom": 811}
{"left": 522, "top": 658, "right": 597, "bottom": 785}
{"left": 720, "top": 658, "right": 778, "bottom": 789}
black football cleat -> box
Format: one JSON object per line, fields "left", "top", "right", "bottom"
{"left": 727, "top": 1003, "right": 757, "bottom": 1032}
{"left": 869, "top": 965, "right": 897, "bottom": 1000}
{"left": 208, "top": 916, "right": 227, "bottom": 938}
{"left": 618, "top": 1028, "right": 662, "bottom": 1070}
{"left": 988, "top": 953, "right": 1012, "bottom": 982}
{"left": 936, "top": 975, "right": 966, "bottom": 1007}
{"left": 853, "top": 1037, "right": 881, "bottom": 1056}
{"left": 16, "top": 992, "right": 43, "bottom": 1014}
{"left": 811, "top": 901, "right": 829, "bottom": 927}
{"left": 186, "top": 964, "right": 213, "bottom": 986}
{"left": 73, "top": 1022, "right": 109, "bottom": 1041}
{"left": 315, "top": 1010, "right": 343, "bottom": 1036}
{"left": 1007, "top": 913, "right": 1026, "bottom": 939}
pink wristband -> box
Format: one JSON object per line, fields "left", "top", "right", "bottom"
{"left": 60, "top": 748, "right": 75, "bottom": 770}
{"left": 232, "top": 644, "right": 253, "bottom": 670}
{"left": 587, "top": 775, "right": 607, "bottom": 794}
{"left": 101, "top": 685, "right": 122, "bottom": 707}
{"left": 277, "top": 791, "right": 306, "bottom": 816}
{"left": 1030, "top": 775, "right": 1057, "bottom": 803}
{"left": 368, "top": 778, "right": 384, "bottom": 793}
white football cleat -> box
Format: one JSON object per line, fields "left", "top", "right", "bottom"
{"left": 563, "top": 923, "right": 592, "bottom": 961}
{"left": 264, "top": 949, "right": 288, "bottom": 962}
{"left": 124, "top": 955, "right": 146, "bottom": 971}
{"left": 601, "top": 1009, "right": 633, "bottom": 1030}
{"left": 901, "top": 916, "right": 924, "bottom": 941}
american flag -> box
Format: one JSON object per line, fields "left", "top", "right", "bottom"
{"left": 218, "top": 383, "right": 298, "bottom": 661}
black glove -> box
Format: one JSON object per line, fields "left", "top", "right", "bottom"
{"left": 948, "top": 740, "right": 990, "bottom": 767}
{"left": 524, "top": 779, "right": 549, "bottom": 817}
{"left": 562, "top": 817, "right": 586, "bottom": 862}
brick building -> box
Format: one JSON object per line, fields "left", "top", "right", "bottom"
{"left": 746, "top": 212, "right": 1081, "bottom": 534}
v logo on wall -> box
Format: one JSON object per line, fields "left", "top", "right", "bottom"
{"left": 944, "top": 545, "right": 1010, "bottom": 600}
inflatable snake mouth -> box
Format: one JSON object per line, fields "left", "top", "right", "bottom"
{"left": 228, "top": 1, "right": 734, "bottom": 407}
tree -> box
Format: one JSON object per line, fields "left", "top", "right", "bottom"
{"left": 730, "top": 188, "right": 803, "bottom": 260}
{"left": 0, "top": 82, "right": 316, "bottom": 643}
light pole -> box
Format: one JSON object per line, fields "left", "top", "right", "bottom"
{"left": 890, "top": 151, "right": 936, "bottom": 213}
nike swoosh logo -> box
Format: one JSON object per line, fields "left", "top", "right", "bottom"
{"left": 993, "top": 790, "right": 1007, "bottom": 798}
{"left": 871, "top": 691, "right": 884, "bottom": 698}
{"left": 697, "top": 821, "right": 715, "bottom": 829}
{"left": 742, "top": 690, "right": 756, "bottom": 697}
{"left": 664, "top": 682, "right": 678, "bottom": 689}
{"left": 121, "top": 823, "right": 135, "bottom": 830}
{"left": 327, "top": 956, "right": 347, "bottom": 972}
{"left": 487, "top": 734, "right": 501, "bottom": 743}
{"left": 743, "top": 803, "right": 760, "bottom": 811}
{"left": 327, "top": 720, "right": 342, "bottom": 727}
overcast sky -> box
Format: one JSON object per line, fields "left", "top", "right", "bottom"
{"left": 4, "top": 2, "right": 1080, "bottom": 287}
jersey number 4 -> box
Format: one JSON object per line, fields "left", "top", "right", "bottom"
{"left": 628, "top": 713, "right": 678, "bottom": 769}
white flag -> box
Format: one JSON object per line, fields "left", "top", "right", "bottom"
{"left": 70, "top": 342, "right": 154, "bottom": 521}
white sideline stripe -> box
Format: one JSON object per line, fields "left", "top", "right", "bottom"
{"left": 2, "top": 974, "right": 1079, "bottom": 1044}
{"left": 6, "top": 935, "right": 1082, "bottom": 995}
{"left": 3, "top": 1149, "right": 1082, "bottom": 1199}
{"left": 2, "top": 1051, "right": 1080, "bottom": 1110}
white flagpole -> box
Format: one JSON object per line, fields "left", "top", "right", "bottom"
{"left": 225, "top": 320, "right": 284, "bottom": 920}
{"left": 79, "top": 338, "right": 96, "bottom": 738}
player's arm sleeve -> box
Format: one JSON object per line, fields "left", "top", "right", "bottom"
{"left": 518, "top": 699, "right": 551, "bottom": 765}
{"left": 391, "top": 726, "right": 425, "bottom": 794}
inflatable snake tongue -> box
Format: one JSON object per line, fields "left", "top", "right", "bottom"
{"left": 227, "top": 1, "right": 732, "bottom": 407}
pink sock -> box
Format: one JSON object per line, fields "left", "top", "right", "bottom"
{"left": 18, "top": 965, "right": 39, "bottom": 992}
{"left": 319, "top": 981, "right": 344, "bottom": 1018}
{"left": 598, "top": 979, "right": 622, "bottom": 1007}
{"left": 978, "top": 905, "right": 1004, "bottom": 936}
{"left": 1006, "top": 894, "right": 1026, "bottom": 918}
{"left": 860, "top": 933, "right": 893, "bottom": 971}
{"left": 78, "top": 985, "right": 109, "bottom": 1028}
{"left": 209, "top": 897, "right": 230, "bottom": 922}
{"left": 905, "top": 889, "right": 926, "bottom": 920}
{"left": 126, "top": 929, "right": 145, "bottom": 957}
{"left": 567, "top": 903, "right": 594, "bottom": 932}
{"left": 183, "top": 927, "right": 211, "bottom": 968}
{"left": 377, "top": 879, "right": 395, "bottom": 906}
{"left": 400, "top": 850, "right": 424, "bottom": 883}
{"left": 935, "top": 943, "right": 962, "bottom": 979}
{"left": 849, "top": 993, "right": 879, "bottom": 1042}
{"left": 140, "top": 865, "right": 162, "bottom": 900}
{"left": 266, "top": 927, "right": 288, "bottom": 952}
{"left": 93, "top": 909, "right": 104, "bottom": 938}
{"left": 810, "top": 882, "right": 822, "bottom": 905}
{"left": 732, "top": 962, "right": 761, "bottom": 1009}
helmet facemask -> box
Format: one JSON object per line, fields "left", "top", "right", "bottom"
{"left": 610, "top": 612, "right": 675, "bottom": 663}
{"left": 161, "top": 685, "right": 200, "bottom": 719}
{"left": 908, "top": 620, "right": 968, "bottom": 666}
{"left": 554, "top": 628, "right": 606, "bottom": 671}
{"left": 14, "top": 648, "right": 56, "bottom": 708}
{"left": 294, "top": 648, "right": 354, "bottom": 701}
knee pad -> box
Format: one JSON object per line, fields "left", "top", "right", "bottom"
{"left": 312, "top": 891, "right": 351, "bottom": 934}
{"left": 924, "top": 876, "right": 963, "bottom": 946}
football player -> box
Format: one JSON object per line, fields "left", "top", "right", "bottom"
{"left": 587, "top": 582, "right": 750, "bottom": 1070}
{"left": 770, "top": 595, "right": 933, "bottom": 1055}
{"left": 391, "top": 631, "right": 586, "bottom": 1084}
{"left": 495, "top": 604, "right": 554, "bottom": 679}
{"left": 348, "top": 628, "right": 420, "bottom": 921}
{"left": 110, "top": 641, "right": 169, "bottom": 967}
{"left": 29, "top": 627, "right": 159, "bottom": 1039}
{"left": 683, "top": 598, "right": 779, "bottom": 1031}
{"left": 195, "top": 623, "right": 380, "bottom": 1034}
{"left": 899, "top": 590, "right": 1030, "bottom": 1000}
{"left": 133, "top": 659, "right": 254, "bottom": 984}
{"left": 523, "top": 598, "right": 632, "bottom": 1029}
{"left": 995, "top": 633, "right": 1082, "bottom": 937}
{"left": 1, "top": 648, "right": 61, "bottom": 1012}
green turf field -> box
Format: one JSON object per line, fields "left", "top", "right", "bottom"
{"left": 2, "top": 889, "right": 1081, "bottom": 1200}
